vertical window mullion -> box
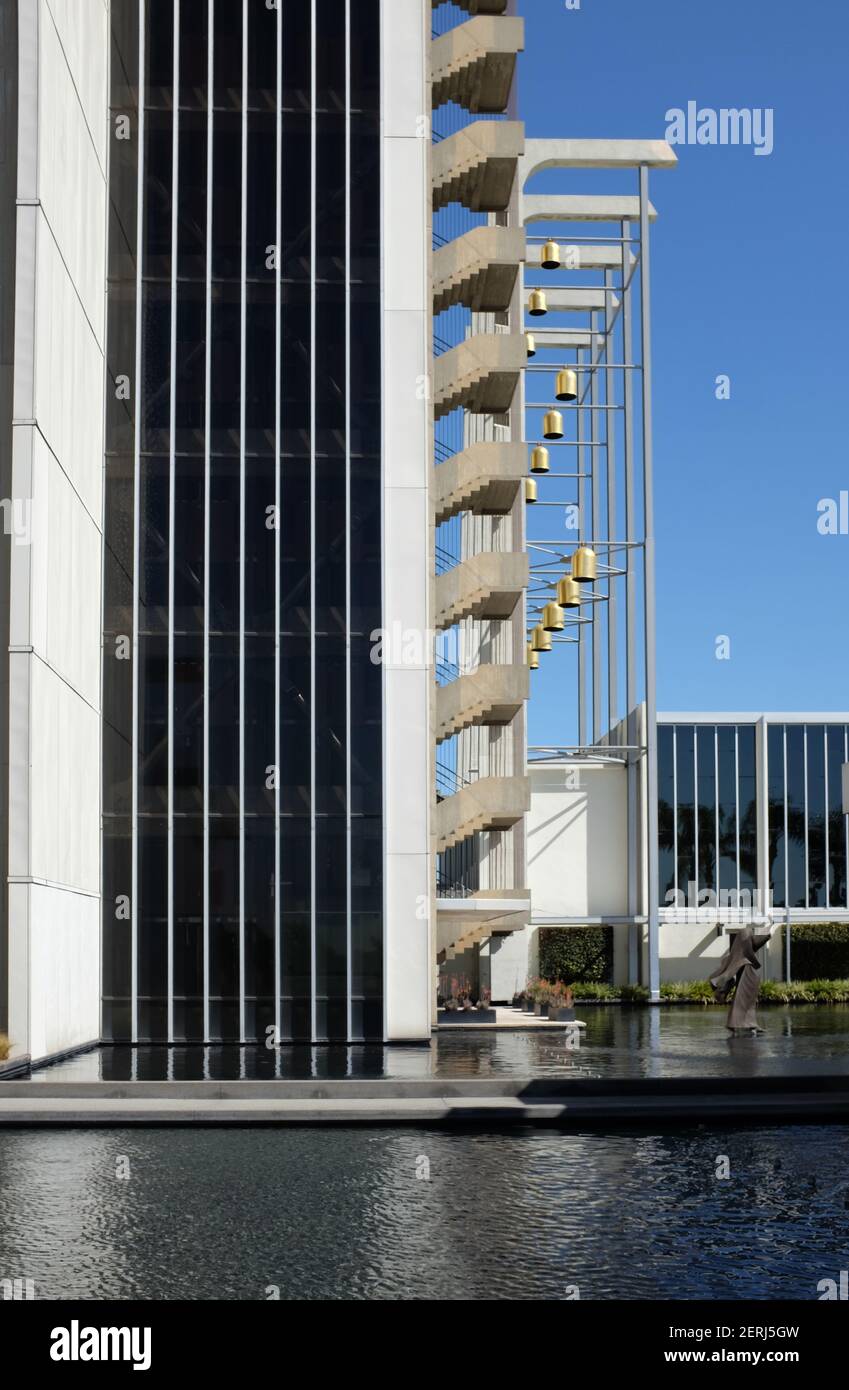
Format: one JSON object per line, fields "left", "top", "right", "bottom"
{"left": 734, "top": 725, "right": 740, "bottom": 902}
{"left": 783, "top": 725, "right": 789, "bottom": 915}
{"left": 167, "top": 1, "right": 180, "bottom": 1045}
{"left": 239, "top": 0, "right": 248, "bottom": 1043}
{"left": 203, "top": 0, "right": 214, "bottom": 1043}
{"left": 845, "top": 726, "right": 849, "bottom": 910}
{"left": 672, "top": 725, "right": 678, "bottom": 904}
{"left": 274, "top": 0, "right": 283, "bottom": 1046}
{"left": 693, "top": 726, "right": 699, "bottom": 900}
{"left": 824, "top": 725, "right": 830, "bottom": 910}
{"left": 131, "top": 0, "right": 147, "bottom": 1046}
{"left": 309, "top": 0, "right": 318, "bottom": 1045}
{"left": 714, "top": 726, "right": 719, "bottom": 910}
{"left": 344, "top": 0, "right": 353, "bottom": 1042}
{"left": 803, "top": 724, "right": 810, "bottom": 910}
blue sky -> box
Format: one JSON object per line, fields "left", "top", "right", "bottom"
{"left": 518, "top": 0, "right": 849, "bottom": 737}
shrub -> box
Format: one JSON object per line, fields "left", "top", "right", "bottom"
{"left": 570, "top": 982, "right": 620, "bottom": 1001}
{"left": 538, "top": 927, "right": 613, "bottom": 984}
{"left": 660, "top": 980, "right": 715, "bottom": 1003}
{"left": 790, "top": 924, "right": 849, "bottom": 980}
{"left": 619, "top": 984, "right": 650, "bottom": 1004}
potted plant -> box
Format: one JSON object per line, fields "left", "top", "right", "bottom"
{"left": 547, "top": 982, "right": 576, "bottom": 1023}
{"left": 473, "top": 986, "right": 496, "bottom": 1023}
{"left": 529, "top": 978, "right": 552, "bottom": 1017}
{"left": 523, "top": 979, "right": 537, "bottom": 1013}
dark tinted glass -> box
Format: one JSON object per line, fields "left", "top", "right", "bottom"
{"left": 767, "top": 724, "right": 785, "bottom": 908}
{"left": 717, "top": 727, "right": 737, "bottom": 896}
{"left": 827, "top": 726, "right": 847, "bottom": 909}
{"left": 807, "top": 726, "right": 827, "bottom": 908}
{"left": 697, "top": 726, "right": 716, "bottom": 892}
{"left": 785, "top": 725, "right": 806, "bottom": 907}
{"left": 737, "top": 726, "right": 757, "bottom": 895}
{"left": 657, "top": 725, "right": 675, "bottom": 905}
{"left": 675, "top": 727, "right": 695, "bottom": 898}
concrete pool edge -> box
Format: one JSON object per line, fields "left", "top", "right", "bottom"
{"left": 2, "top": 1077, "right": 849, "bottom": 1126}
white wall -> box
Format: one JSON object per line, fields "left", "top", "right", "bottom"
{"left": 528, "top": 761, "right": 628, "bottom": 919}
{"left": 381, "top": 0, "right": 432, "bottom": 1041}
{"left": 7, "top": 0, "right": 106, "bottom": 1062}
{"left": 660, "top": 923, "right": 785, "bottom": 984}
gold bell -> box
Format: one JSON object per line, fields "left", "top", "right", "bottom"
{"left": 555, "top": 369, "right": 578, "bottom": 403}
{"left": 531, "top": 624, "right": 552, "bottom": 653}
{"left": 525, "top": 477, "right": 537, "bottom": 503}
{"left": 572, "top": 544, "right": 598, "bottom": 583}
{"left": 541, "top": 240, "right": 561, "bottom": 270}
{"left": 527, "top": 643, "right": 540, "bottom": 671}
{"left": 543, "top": 410, "right": 563, "bottom": 441}
{"left": 528, "top": 290, "right": 547, "bottom": 317}
{"left": 525, "top": 332, "right": 536, "bottom": 358}
{"left": 542, "top": 602, "right": 565, "bottom": 633}
{"left": 557, "top": 574, "right": 582, "bottom": 608}
{"left": 530, "top": 446, "right": 550, "bottom": 475}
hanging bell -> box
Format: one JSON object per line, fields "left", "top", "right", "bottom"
{"left": 530, "top": 446, "right": 550, "bottom": 475}
{"left": 557, "top": 574, "right": 582, "bottom": 609}
{"left": 541, "top": 240, "right": 561, "bottom": 271}
{"left": 525, "top": 477, "right": 537, "bottom": 503}
{"left": 572, "top": 544, "right": 598, "bottom": 583}
{"left": 525, "top": 332, "right": 536, "bottom": 359}
{"left": 542, "top": 602, "right": 565, "bottom": 633}
{"left": 543, "top": 410, "right": 563, "bottom": 441}
{"left": 528, "top": 290, "right": 547, "bottom": 317}
{"left": 531, "top": 624, "right": 552, "bottom": 653}
{"left": 555, "top": 369, "right": 578, "bottom": 403}
{"left": 527, "top": 643, "right": 540, "bottom": 671}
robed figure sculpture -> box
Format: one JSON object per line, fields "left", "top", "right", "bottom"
{"left": 710, "top": 925, "right": 772, "bottom": 1032}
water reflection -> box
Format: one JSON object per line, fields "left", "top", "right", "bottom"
{"left": 21, "top": 1005, "right": 849, "bottom": 1082}
{"left": 0, "top": 1125, "right": 847, "bottom": 1299}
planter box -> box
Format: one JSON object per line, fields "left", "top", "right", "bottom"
{"left": 548, "top": 1007, "right": 577, "bottom": 1023}
{"left": 439, "top": 1008, "right": 497, "bottom": 1024}
{"left": 523, "top": 1001, "right": 536, "bottom": 1013}
{"left": 534, "top": 1002, "right": 550, "bottom": 1018}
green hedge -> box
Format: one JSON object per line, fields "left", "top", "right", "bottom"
{"left": 538, "top": 927, "right": 613, "bottom": 985}
{"left": 789, "top": 924, "right": 849, "bottom": 981}
{"left": 567, "top": 979, "right": 849, "bottom": 1004}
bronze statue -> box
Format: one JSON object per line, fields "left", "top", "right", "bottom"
{"left": 710, "top": 925, "right": 772, "bottom": 1032}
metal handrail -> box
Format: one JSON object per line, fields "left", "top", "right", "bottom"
{"left": 435, "top": 543, "right": 458, "bottom": 576}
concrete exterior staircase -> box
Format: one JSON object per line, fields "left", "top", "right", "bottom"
{"left": 436, "top": 775, "right": 531, "bottom": 853}
{"left": 436, "top": 663, "right": 529, "bottom": 744}
{"left": 433, "top": 441, "right": 526, "bottom": 525}
{"left": 432, "top": 120, "right": 524, "bottom": 212}
{"left": 431, "top": 15, "right": 524, "bottom": 114}
{"left": 434, "top": 332, "right": 524, "bottom": 419}
{"left": 437, "top": 891, "right": 531, "bottom": 959}
{"left": 433, "top": 224, "right": 524, "bottom": 315}
{"left": 435, "top": 550, "right": 528, "bottom": 630}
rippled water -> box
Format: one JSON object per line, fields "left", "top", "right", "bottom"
{"left": 23, "top": 1005, "right": 849, "bottom": 1082}
{"left": 1, "top": 1126, "right": 848, "bottom": 1299}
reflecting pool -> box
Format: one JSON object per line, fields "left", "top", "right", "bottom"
{"left": 0, "top": 1125, "right": 847, "bottom": 1299}
{"left": 21, "top": 1005, "right": 849, "bottom": 1082}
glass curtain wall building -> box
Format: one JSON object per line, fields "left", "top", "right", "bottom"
{"left": 658, "top": 716, "right": 849, "bottom": 921}
{"left": 103, "top": 0, "right": 407, "bottom": 1045}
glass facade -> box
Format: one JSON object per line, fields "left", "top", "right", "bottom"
{"left": 103, "top": 0, "right": 383, "bottom": 1043}
{"left": 659, "top": 722, "right": 849, "bottom": 914}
